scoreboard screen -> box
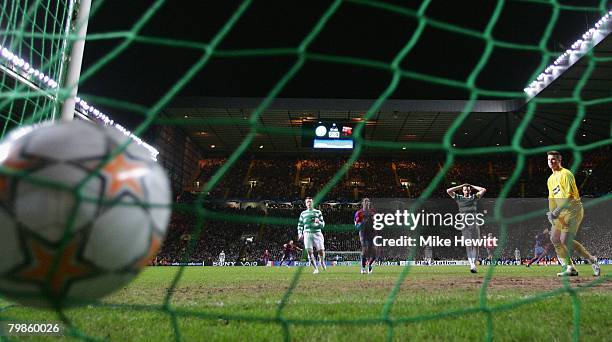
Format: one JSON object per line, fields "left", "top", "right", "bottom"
{"left": 302, "top": 121, "right": 357, "bottom": 149}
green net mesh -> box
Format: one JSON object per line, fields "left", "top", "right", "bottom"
{"left": 0, "top": 0, "right": 611, "bottom": 341}
{"left": 0, "top": 0, "right": 73, "bottom": 136}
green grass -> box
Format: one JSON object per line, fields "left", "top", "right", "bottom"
{"left": 1, "top": 265, "right": 610, "bottom": 341}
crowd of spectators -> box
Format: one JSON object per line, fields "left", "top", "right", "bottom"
{"left": 248, "top": 160, "right": 297, "bottom": 200}
{"left": 188, "top": 148, "right": 610, "bottom": 203}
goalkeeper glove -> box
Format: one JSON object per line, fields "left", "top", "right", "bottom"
{"left": 546, "top": 208, "right": 562, "bottom": 224}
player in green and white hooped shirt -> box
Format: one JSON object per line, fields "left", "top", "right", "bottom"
{"left": 297, "top": 197, "right": 326, "bottom": 274}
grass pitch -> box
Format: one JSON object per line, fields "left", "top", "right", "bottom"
{"left": 1, "top": 265, "right": 610, "bottom": 341}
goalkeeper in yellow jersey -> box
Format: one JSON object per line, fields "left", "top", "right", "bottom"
{"left": 546, "top": 151, "right": 600, "bottom": 277}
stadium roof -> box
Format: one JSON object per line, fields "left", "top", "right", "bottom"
{"left": 164, "top": 35, "right": 611, "bottom": 154}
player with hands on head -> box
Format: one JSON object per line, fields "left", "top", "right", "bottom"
{"left": 447, "top": 183, "right": 486, "bottom": 273}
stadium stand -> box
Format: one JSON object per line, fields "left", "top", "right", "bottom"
{"left": 188, "top": 148, "right": 610, "bottom": 201}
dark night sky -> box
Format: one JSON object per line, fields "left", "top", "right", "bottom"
{"left": 78, "top": 0, "right": 608, "bottom": 127}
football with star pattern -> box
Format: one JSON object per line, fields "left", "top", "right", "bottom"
{"left": 0, "top": 120, "right": 171, "bottom": 307}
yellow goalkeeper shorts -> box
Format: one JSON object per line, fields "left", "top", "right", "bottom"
{"left": 553, "top": 207, "right": 584, "bottom": 234}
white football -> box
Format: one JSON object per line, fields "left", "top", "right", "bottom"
{"left": 0, "top": 120, "right": 171, "bottom": 307}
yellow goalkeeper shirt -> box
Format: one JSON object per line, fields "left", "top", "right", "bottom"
{"left": 547, "top": 167, "right": 581, "bottom": 212}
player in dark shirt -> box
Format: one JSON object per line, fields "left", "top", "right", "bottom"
{"left": 280, "top": 240, "right": 302, "bottom": 267}
{"left": 355, "top": 198, "right": 377, "bottom": 274}
{"left": 262, "top": 249, "right": 270, "bottom": 265}
{"left": 527, "top": 229, "right": 549, "bottom": 267}
{"left": 447, "top": 183, "right": 486, "bottom": 273}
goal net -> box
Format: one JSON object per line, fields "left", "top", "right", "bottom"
{"left": 0, "top": 0, "right": 610, "bottom": 341}
{"left": 0, "top": 0, "right": 74, "bottom": 135}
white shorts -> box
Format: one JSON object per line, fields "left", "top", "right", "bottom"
{"left": 304, "top": 231, "right": 325, "bottom": 251}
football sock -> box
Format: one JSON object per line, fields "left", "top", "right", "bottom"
{"left": 572, "top": 240, "right": 596, "bottom": 263}
{"left": 554, "top": 244, "right": 573, "bottom": 267}
{"left": 308, "top": 254, "right": 318, "bottom": 270}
